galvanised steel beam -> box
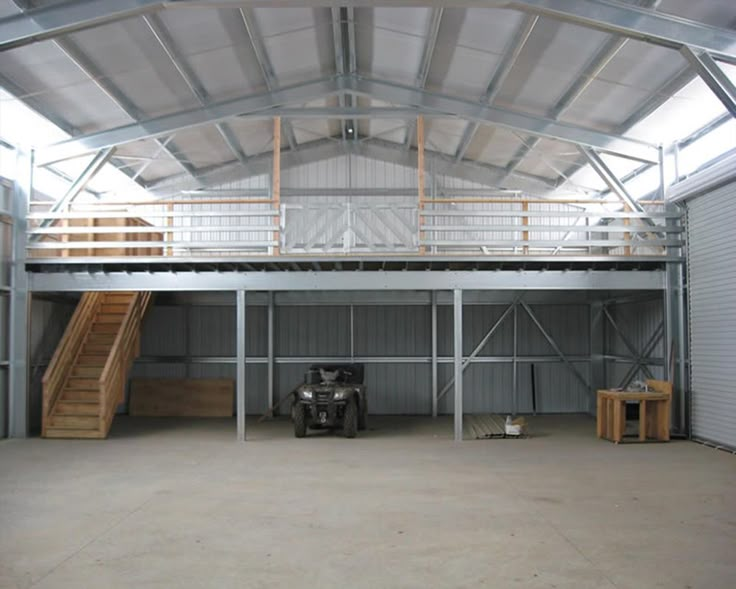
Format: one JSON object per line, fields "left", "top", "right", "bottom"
{"left": 506, "top": 0, "right": 736, "bottom": 62}
{"left": 502, "top": 0, "right": 662, "bottom": 179}
{"left": 360, "top": 137, "right": 566, "bottom": 191}
{"left": 239, "top": 7, "right": 298, "bottom": 150}
{"left": 143, "top": 13, "right": 248, "bottom": 164}
{"left": 454, "top": 14, "right": 539, "bottom": 162}
{"left": 2, "top": 0, "right": 736, "bottom": 59}
{"left": 31, "top": 147, "right": 115, "bottom": 240}
{"left": 579, "top": 146, "right": 644, "bottom": 212}
{"left": 521, "top": 300, "right": 592, "bottom": 392}
{"left": 28, "top": 270, "right": 667, "bottom": 292}
{"left": 147, "top": 134, "right": 558, "bottom": 195}
{"left": 331, "top": 7, "right": 348, "bottom": 141}
{"left": 680, "top": 47, "right": 736, "bottom": 118}
{"left": 405, "top": 7, "right": 443, "bottom": 149}
{"left": 36, "top": 77, "right": 343, "bottom": 166}
{"left": 44, "top": 32, "right": 198, "bottom": 180}
{"left": 145, "top": 136, "right": 342, "bottom": 193}
{"left": 347, "top": 77, "right": 660, "bottom": 164}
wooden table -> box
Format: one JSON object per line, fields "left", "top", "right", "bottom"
{"left": 597, "top": 389, "right": 671, "bottom": 443}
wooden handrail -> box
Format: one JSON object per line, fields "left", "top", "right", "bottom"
{"left": 42, "top": 292, "right": 103, "bottom": 422}
{"left": 98, "top": 292, "right": 151, "bottom": 433}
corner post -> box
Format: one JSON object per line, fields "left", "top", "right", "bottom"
{"left": 9, "top": 149, "right": 31, "bottom": 438}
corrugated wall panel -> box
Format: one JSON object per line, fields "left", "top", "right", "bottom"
{"left": 687, "top": 181, "right": 736, "bottom": 449}
{"left": 135, "top": 300, "right": 593, "bottom": 416}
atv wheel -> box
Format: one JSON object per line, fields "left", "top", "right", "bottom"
{"left": 358, "top": 403, "right": 367, "bottom": 431}
{"left": 343, "top": 399, "right": 358, "bottom": 438}
{"left": 293, "top": 403, "right": 307, "bottom": 438}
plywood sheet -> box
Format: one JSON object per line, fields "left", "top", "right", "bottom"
{"left": 130, "top": 379, "right": 234, "bottom": 417}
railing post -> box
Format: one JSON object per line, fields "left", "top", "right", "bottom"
{"left": 417, "top": 115, "right": 426, "bottom": 255}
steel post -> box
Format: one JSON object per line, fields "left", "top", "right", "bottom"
{"left": 236, "top": 289, "right": 246, "bottom": 441}
{"left": 431, "top": 290, "right": 438, "bottom": 417}
{"left": 9, "top": 150, "right": 31, "bottom": 438}
{"left": 267, "top": 291, "right": 275, "bottom": 412}
{"left": 453, "top": 288, "right": 463, "bottom": 441}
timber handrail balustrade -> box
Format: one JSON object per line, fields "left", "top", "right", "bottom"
{"left": 98, "top": 292, "right": 151, "bottom": 434}
{"left": 42, "top": 292, "right": 104, "bottom": 427}
{"left": 25, "top": 199, "right": 683, "bottom": 259}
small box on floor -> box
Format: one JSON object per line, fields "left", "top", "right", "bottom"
{"left": 505, "top": 416, "right": 527, "bottom": 436}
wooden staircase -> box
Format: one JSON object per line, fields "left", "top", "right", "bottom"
{"left": 42, "top": 292, "right": 151, "bottom": 439}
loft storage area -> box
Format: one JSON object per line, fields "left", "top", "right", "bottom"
{"left": 1, "top": 2, "right": 735, "bottom": 588}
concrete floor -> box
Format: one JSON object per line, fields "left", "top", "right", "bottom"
{"left": 1, "top": 415, "right": 735, "bottom": 589}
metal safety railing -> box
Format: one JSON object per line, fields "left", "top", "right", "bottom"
{"left": 25, "top": 197, "right": 683, "bottom": 259}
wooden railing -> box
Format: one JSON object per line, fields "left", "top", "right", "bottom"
{"left": 98, "top": 292, "right": 151, "bottom": 434}
{"left": 42, "top": 292, "right": 104, "bottom": 431}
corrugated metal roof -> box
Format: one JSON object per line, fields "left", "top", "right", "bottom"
{"left": 0, "top": 1, "right": 733, "bottom": 193}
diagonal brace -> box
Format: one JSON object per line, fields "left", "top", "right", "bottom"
{"left": 521, "top": 300, "right": 591, "bottom": 391}
{"left": 437, "top": 300, "right": 517, "bottom": 402}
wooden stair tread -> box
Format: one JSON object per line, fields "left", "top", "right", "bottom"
{"left": 47, "top": 415, "right": 100, "bottom": 428}
{"left": 61, "top": 390, "right": 99, "bottom": 401}
{"left": 44, "top": 428, "right": 105, "bottom": 439}
{"left": 55, "top": 401, "right": 100, "bottom": 416}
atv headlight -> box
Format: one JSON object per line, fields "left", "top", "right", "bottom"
{"left": 299, "top": 390, "right": 313, "bottom": 400}
{"left": 333, "top": 390, "right": 346, "bottom": 400}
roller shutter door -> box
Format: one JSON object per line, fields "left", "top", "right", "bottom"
{"left": 687, "top": 181, "right": 736, "bottom": 449}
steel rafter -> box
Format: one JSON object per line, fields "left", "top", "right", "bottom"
{"left": 142, "top": 13, "right": 248, "bottom": 164}
{"left": 3, "top": 0, "right": 736, "bottom": 61}
{"left": 347, "top": 77, "right": 660, "bottom": 164}
{"left": 681, "top": 47, "right": 736, "bottom": 118}
{"left": 36, "top": 75, "right": 658, "bottom": 168}
{"left": 36, "top": 77, "right": 343, "bottom": 166}
{"left": 404, "top": 7, "right": 443, "bottom": 149}
{"left": 454, "top": 14, "right": 538, "bottom": 162}
{"left": 239, "top": 7, "right": 298, "bottom": 150}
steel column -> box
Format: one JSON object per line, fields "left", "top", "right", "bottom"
{"left": 453, "top": 288, "right": 463, "bottom": 442}
{"left": 431, "top": 290, "right": 438, "bottom": 417}
{"left": 236, "top": 289, "right": 246, "bottom": 441}
{"left": 267, "top": 291, "right": 275, "bottom": 412}
{"left": 512, "top": 301, "right": 518, "bottom": 416}
{"left": 8, "top": 150, "right": 31, "bottom": 438}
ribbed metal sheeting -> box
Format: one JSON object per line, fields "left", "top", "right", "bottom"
{"left": 687, "top": 181, "right": 736, "bottom": 450}
{"left": 0, "top": 180, "right": 9, "bottom": 437}
{"left": 131, "top": 300, "right": 592, "bottom": 416}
